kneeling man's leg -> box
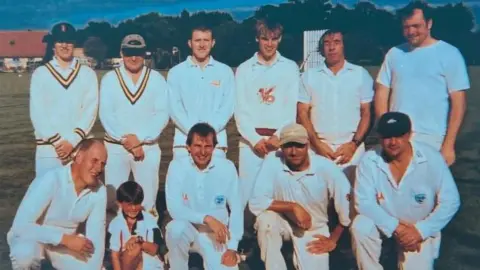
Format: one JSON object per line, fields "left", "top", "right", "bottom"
{"left": 8, "top": 233, "right": 44, "bottom": 270}
{"left": 398, "top": 234, "right": 439, "bottom": 270}
{"left": 255, "top": 211, "right": 292, "bottom": 270}
{"left": 291, "top": 227, "right": 330, "bottom": 270}
{"left": 193, "top": 232, "right": 238, "bottom": 270}
{"left": 350, "top": 215, "right": 383, "bottom": 270}
{"left": 165, "top": 220, "right": 197, "bottom": 269}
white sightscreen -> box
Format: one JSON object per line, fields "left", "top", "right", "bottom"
{"left": 301, "top": 29, "right": 328, "bottom": 71}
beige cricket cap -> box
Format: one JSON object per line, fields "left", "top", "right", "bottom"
{"left": 121, "top": 34, "right": 146, "bottom": 49}
{"left": 279, "top": 123, "right": 309, "bottom": 145}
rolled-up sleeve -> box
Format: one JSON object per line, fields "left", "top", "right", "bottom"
{"left": 226, "top": 163, "right": 243, "bottom": 250}
{"left": 249, "top": 156, "right": 276, "bottom": 216}
{"left": 85, "top": 187, "right": 107, "bottom": 269}
{"left": 376, "top": 50, "right": 392, "bottom": 88}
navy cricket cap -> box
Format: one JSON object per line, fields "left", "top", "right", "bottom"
{"left": 377, "top": 112, "right": 412, "bottom": 138}
{"left": 50, "top": 22, "right": 76, "bottom": 44}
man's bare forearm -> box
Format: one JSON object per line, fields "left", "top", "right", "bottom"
{"left": 297, "top": 103, "right": 318, "bottom": 141}
{"left": 353, "top": 103, "right": 372, "bottom": 142}
{"left": 267, "top": 200, "right": 296, "bottom": 214}
{"left": 444, "top": 91, "right": 466, "bottom": 148}
{"left": 374, "top": 83, "right": 390, "bottom": 120}
{"left": 330, "top": 224, "right": 346, "bottom": 243}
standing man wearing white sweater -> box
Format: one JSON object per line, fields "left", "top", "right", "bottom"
{"left": 99, "top": 34, "right": 170, "bottom": 218}
{"left": 30, "top": 22, "right": 98, "bottom": 176}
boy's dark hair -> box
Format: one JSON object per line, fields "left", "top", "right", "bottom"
{"left": 117, "top": 181, "right": 144, "bottom": 205}
{"left": 317, "top": 28, "right": 345, "bottom": 57}
{"left": 186, "top": 122, "right": 218, "bottom": 146}
{"left": 398, "top": 1, "right": 433, "bottom": 22}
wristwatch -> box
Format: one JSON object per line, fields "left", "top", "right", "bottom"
{"left": 352, "top": 138, "right": 362, "bottom": 147}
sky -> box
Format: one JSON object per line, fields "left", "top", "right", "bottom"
{"left": 0, "top": 0, "right": 478, "bottom": 30}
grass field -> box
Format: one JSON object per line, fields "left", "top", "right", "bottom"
{"left": 0, "top": 67, "right": 479, "bottom": 269}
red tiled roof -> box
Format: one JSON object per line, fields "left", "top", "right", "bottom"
{"left": 0, "top": 31, "right": 48, "bottom": 58}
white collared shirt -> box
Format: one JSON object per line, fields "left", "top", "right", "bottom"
{"left": 299, "top": 61, "right": 373, "bottom": 143}
{"left": 167, "top": 56, "right": 235, "bottom": 148}
{"left": 355, "top": 142, "right": 460, "bottom": 239}
{"left": 99, "top": 63, "right": 170, "bottom": 151}
{"left": 108, "top": 210, "right": 163, "bottom": 269}
{"left": 234, "top": 52, "right": 300, "bottom": 146}
{"left": 30, "top": 57, "right": 99, "bottom": 157}
{"left": 165, "top": 156, "right": 243, "bottom": 250}
{"left": 249, "top": 151, "right": 352, "bottom": 229}
{"left": 8, "top": 165, "right": 107, "bottom": 269}
{"left": 377, "top": 40, "right": 470, "bottom": 137}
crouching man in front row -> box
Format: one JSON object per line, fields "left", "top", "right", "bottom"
{"left": 351, "top": 112, "right": 461, "bottom": 270}
{"left": 249, "top": 123, "right": 352, "bottom": 270}
{"left": 165, "top": 123, "right": 243, "bottom": 269}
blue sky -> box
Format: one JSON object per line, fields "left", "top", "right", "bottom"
{"left": 0, "top": 0, "right": 478, "bottom": 30}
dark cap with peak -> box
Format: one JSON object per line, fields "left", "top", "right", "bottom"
{"left": 50, "top": 22, "right": 76, "bottom": 44}
{"left": 377, "top": 112, "right": 412, "bottom": 138}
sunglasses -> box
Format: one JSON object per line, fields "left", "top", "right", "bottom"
{"left": 122, "top": 48, "right": 146, "bottom": 57}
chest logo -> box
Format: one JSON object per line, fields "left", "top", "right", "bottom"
{"left": 414, "top": 193, "right": 426, "bottom": 204}
{"left": 211, "top": 80, "right": 221, "bottom": 87}
{"left": 258, "top": 86, "right": 276, "bottom": 104}
{"left": 214, "top": 195, "right": 225, "bottom": 205}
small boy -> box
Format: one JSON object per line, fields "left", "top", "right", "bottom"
{"left": 108, "top": 181, "right": 165, "bottom": 270}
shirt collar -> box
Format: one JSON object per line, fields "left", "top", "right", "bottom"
{"left": 51, "top": 57, "right": 78, "bottom": 70}
{"left": 281, "top": 151, "right": 317, "bottom": 177}
{"left": 317, "top": 59, "right": 354, "bottom": 74}
{"left": 189, "top": 155, "right": 216, "bottom": 172}
{"left": 187, "top": 55, "right": 216, "bottom": 68}
{"left": 369, "top": 141, "right": 428, "bottom": 170}
{"left": 252, "top": 51, "right": 284, "bottom": 67}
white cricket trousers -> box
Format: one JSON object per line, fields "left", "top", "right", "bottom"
{"left": 255, "top": 211, "right": 330, "bottom": 270}
{"left": 35, "top": 149, "right": 64, "bottom": 177}
{"left": 105, "top": 142, "right": 161, "bottom": 212}
{"left": 172, "top": 147, "right": 227, "bottom": 160}
{"left": 165, "top": 220, "right": 239, "bottom": 270}
{"left": 411, "top": 133, "right": 443, "bottom": 151}
{"left": 7, "top": 232, "right": 96, "bottom": 270}
{"left": 350, "top": 215, "right": 440, "bottom": 270}
{"left": 238, "top": 144, "right": 265, "bottom": 208}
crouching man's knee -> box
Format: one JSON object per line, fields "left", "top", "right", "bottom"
{"left": 10, "top": 244, "right": 43, "bottom": 270}
{"left": 255, "top": 211, "right": 282, "bottom": 236}
{"left": 350, "top": 215, "right": 378, "bottom": 240}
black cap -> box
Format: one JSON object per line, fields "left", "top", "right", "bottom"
{"left": 50, "top": 22, "right": 76, "bottom": 44}
{"left": 377, "top": 112, "right": 412, "bottom": 138}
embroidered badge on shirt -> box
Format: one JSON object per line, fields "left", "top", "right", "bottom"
{"left": 214, "top": 195, "right": 225, "bottom": 205}
{"left": 258, "top": 86, "right": 276, "bottom": 104}
{"left": 414, "top": 193, "right": 426, "bottom": 204}
{"left": 211, "top": 80, "right": 221, "bottom": 87}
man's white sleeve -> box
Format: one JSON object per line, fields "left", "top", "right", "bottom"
{"left": 415, "top": 161, "right": 461, "bottom": 239}
{"left": 10, "top": 172, "right": 64, "bottom": 245}
{"left": 65, "top": 70, "right": 99, "bottom": 147}
{"left": 325, "top": 160, "right": 352, "bottom": 227}
{"left": 355, "top": 158, "right": 399, "bottom": 237}
{"left": 444, "top": 47, "right": 470, "bottom": 93}
{"left": 298, "top": 71, "right": 312, "bottom": 104}
{"left": 29, "top": 69, "right": 61, "bottom": 145}
{"left": 376, "top": 50, "right": 392, "bottom": 88}
{"left": 208, "top": 68, "right": 235, "bottom": 133}
{"left": 99, "top": 74, "right": 125, "bottom": 141}
{"left": 360, "top": 68, "right": 374, "bottom": 103}
{"left": 85, "top": 187, "right": 107, "bottom": 269}
{"left": 226, "top": 163, "right": 243, "bottom": 250}
{"left": 165, "top": 160, "right": 206, "bottom": 224}
{"left": 234, "top": 66, "right": 263, "bottom": 146}
{"left": 167, "top": 70, "right": 194, "bottom": 135}
{"left": 249, "top": 156, "right": 275, "bottom": 216}
{"left": 273, "top": 65, "right": 300, "bottom": 138}
{"left": 137, "top": 75, "right": 170, "bottom": 143}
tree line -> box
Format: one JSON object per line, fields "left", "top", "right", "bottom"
{"left": 76, "top": 0, "right": 480, "bottom": 68}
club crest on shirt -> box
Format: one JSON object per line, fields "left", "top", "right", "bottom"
{"left": 258, "top": 86, "right": 276, "bottom": 104}
{"left": 414, "top": 193, "right": 426, "bottom": 204}
{"left": 211, "top": 80, "right": 221, "bottom": 87}
{"left": 214, "top": 195, "right": 225, "bottom": 205}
